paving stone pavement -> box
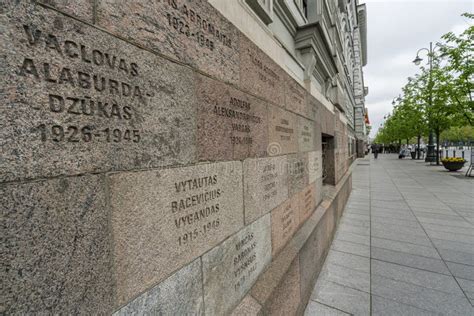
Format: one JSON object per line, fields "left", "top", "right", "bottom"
{"left": 305, "top": 154, "right": 474, "bottom": 315}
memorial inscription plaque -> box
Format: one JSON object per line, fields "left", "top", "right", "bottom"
{"left": 109, "top": 161, "right": 243, "bottom": 306}
{"left": 268, "top": 105, "right": 298, "bottom": 155}
{"left": 285, "top": 77, "right": 307, "bottom": 117}
{"left": 243, "top": 156, "right": 288, "bottom": 224}
{"left": 240, "top": 36, "right": 285, "bottom": 105}
{"left": 306, "top": 93, "right": 322, "bottom": 121}
{"left": 298, "top": 183, "right": 316, "bottom": 225}
{"left": 308, "top": 150, "right": 323, "bottom": 183}
{"left": 271, "top": 196, "right": 299, "bottom": 256}
{"left": 298, "top": 116, "right": 316, "bottom": 152}
{"left": 196, "top": 74, "right": 268, "bottom": 161}
{"left": 97, "top": 0, "right": 240, "bottom": 83}
{"left": 0, "top": 3, "right": 196, "bottom": 182}
{"left": 202, "top": 214, "right": 271, "bottom": 315}
{"left": 288, "top": 153, "right": 309, "bottom": 196}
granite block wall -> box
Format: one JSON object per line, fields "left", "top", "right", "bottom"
{"left": 1, "top": 1, "right": 353, "bottom": 314}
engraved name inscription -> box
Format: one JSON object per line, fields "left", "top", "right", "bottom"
{"left": 163, "top": 0, "right": 232, "bottom": 51}
{"left": 280, "top": 201, "right": 296, "bottom": 239}
{"left": 261, "top": 163, "right": 278, "bottom": 201}
{"left": 301, "top": 187, "right": 314, "bottom": 219}
{"left": 247, "top": 48, "right": 281, "bottom": 88}
{"left": 17, "top": 24, "right": 153, "bottom": 143}
{"left": 233, "top": 232, "right": 258, "bottom": 291}
{"left": 172, "top": 175, "right": 222, "bottom": 246}
{"left": 301, "top": 125, "right": 312, "bottom": 143}
{"left": 213, "top": 96, "right": 262, "bottom": 145}
{"left": 275, "top": 119, "right": 294, "bottom": 141}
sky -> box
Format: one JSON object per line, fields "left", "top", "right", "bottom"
{"left": 359, "top": 0, "right": 473, "bottom": 139}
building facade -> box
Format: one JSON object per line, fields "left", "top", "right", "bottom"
{"left": 2, "top": 0, "right": 367, "bottom": 314}
{"left": 212, "top": 0, "right": 368, "bottom": 160}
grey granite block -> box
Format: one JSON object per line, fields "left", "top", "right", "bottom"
{"left": 310, "top": 280, "right": 370, "bottom": 316}
{"left": 371, "top": 237, "right": 440, "bottom": 259}
{"left": 331, "top": 240, "right": 370, "bottom": 257}
{"left": 304, "top": 300, "right": 350, "bottom": 316}
{"left": 372, "top": 295, "right": 438, "bottom": 316}
{"left": 325, "top": 250, "right": 370, "bottom": 273}
{"left": 371, "top": 260, "right": 463, "bottom": 295}
{"left": 319, "top": 263, "right": 370, "bottom": 293}
{"left": 334, "top": 231, "right": 370, "bottom": 246}
{"left": 202, "top": 214, "right": 271, "bottom": 315}
{"left": 372, "top": 275, "right": 473, "bottom": 315}
{"left": 437, "top": 248, "right": 474, "bottom": 266}
{"left": 446, "top": 262, "right": 474, "bottom": 281}
{"left": 113, "top": 259, "right": 203, "bottom": 315}
{"left": 371, "top": 228, "right": 432, "bottom": 247}
{"left": 371, "top": 247, "right": 450, "bottom": 275}
{"left": 1, "top": 175, "right": 112, "bottom": 314}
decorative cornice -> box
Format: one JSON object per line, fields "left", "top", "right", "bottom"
{"left": 274, "top": 0, "right": 299, "bottom": 36}
{"left": 294, "top": 22, "right": 338, "bottom": 80}
{"left": 245, "top": 0, "right": 273, "bottom": 25}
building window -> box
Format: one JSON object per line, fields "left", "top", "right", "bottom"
{"left": 245, "top": 0, "right": 273, "bottom": 25}
{"left": 294, "top": 0, "right": 309, "bottom": 19}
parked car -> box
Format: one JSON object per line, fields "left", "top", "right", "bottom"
{"left": 399, "top": 148, "right": 410, "bottom": 159}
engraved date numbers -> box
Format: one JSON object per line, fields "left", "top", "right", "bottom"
{"left": 38, "top": 124, "right": 141, "bottom": 143}
{"left": 177, "top": 218, "right": 220, "bottom": 246}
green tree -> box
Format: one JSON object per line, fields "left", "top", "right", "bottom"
{"left": 440, "top": 13, "right": 474, "bottom": 126}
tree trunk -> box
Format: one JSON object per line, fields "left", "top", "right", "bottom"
{"left": 436, "top": 129, "right": 440, "bottom": 165}
{"left": 417, "top": 135, "right": 421, "bottom": 159}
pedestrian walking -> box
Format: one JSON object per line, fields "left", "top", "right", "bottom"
{"left": 371, "top": 144, "right": 379, "bottom": 159}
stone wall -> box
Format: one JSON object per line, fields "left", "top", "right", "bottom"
{"left": 1, "top": 1, "right": 353, "bottom": 314}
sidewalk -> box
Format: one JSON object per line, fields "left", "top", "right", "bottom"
{"left": 305, "top": 154, "right": 474, "bottom": 315}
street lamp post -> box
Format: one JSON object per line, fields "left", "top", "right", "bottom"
{"left": 413, "top": 42, "right": 436, "bottom": 163}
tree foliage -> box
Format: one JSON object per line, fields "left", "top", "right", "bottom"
{"left": 374, "top": 13, "right": 473, "bottom": 146}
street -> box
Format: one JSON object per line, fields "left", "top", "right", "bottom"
{"left": 306, "top": 154, "right": 474, "bottom": 315}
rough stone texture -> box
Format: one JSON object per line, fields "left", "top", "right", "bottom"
{"left": 1, "top": 175, "right": 112, "bottom": 314}
{"left": 298, "top": 182, "right": 316, "bottom": 225}
{"left": 314, "top": 177, "right": 324, "bottom": 206}
{"left": 306, "top": 92, "right": 323, "bottom": 122}
{"left": 271, "top": 195, "right": 299, "bottom": 256}
{"left": 308, "top": 150, "right": 323, "bottom": 183}
{"left": 230, "top": 295, "right": 262, "bottom": 316}
{"left": 285, "top": 77, "right": 307, "bottom": 117}
{"left": 298, "top": 116, "right": 316, "bottom": 152}
{"left": 240, "top": 35, "right": 285, "bottom": 106}
{"left": 251, "top": 170, "right": 354, "bottom": 315}
{"left": 268, "top": 105, "right": 298, "bottom": 155}
{"left": 320, "top": 106, "right": 335, "bottom": 136}
{"left": 196, "top": 74, "right": 268, "bottom": 161}
{"left": 288, "top": 153, "right": 309, "bottom": 196}
{"left": 109, "top": 161, "right": 244, "bottom": 306}
{"left": 113, "top": 259, "right": 203, "bottom": 315}
{"left": 298, "top": 218, "right": 326, "bottom": 310}
{"left": 323, "top": 137, "right": 336, "bottom": 185}
{"left": 202, "top": 214, "right": 271, "bottom": 316}
{"left": 243, "top": 155, "right": 288, "bottom": 224}
{"left": 37, "top": 0, "right": 94, "bottom": 23}
{"left": 314, "top": 120, "right": 323, "bottom": 152}
{"left": 96, "top": 0, "right": 240, "bottom": 84}
{"left": 264, "top": 256, "right": 301, "bottom": 315}
{"left": 0, "top": 2, "right": 196, "bottom": 182}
